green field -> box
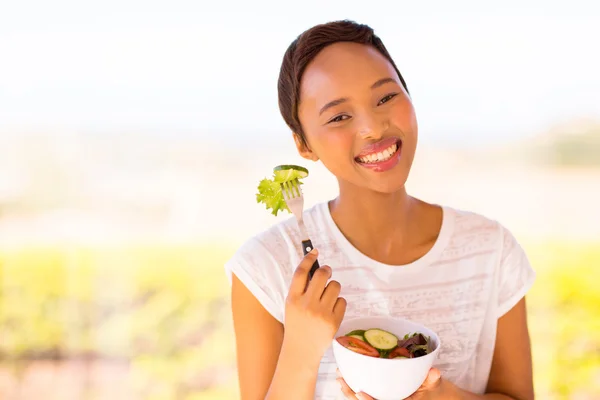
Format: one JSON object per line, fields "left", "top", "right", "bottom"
{"left": 0, "top": 241, "right": 599, "bottom": 399}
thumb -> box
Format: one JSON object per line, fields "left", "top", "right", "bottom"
{"left": 422, "top": 368, "right": 441, "bottom": 388}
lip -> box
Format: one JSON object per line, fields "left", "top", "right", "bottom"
{"left": 355, "top": 140, "right": 402, "bottom": 172}
{"left": 356, "top": 144, "right": 401, "bottom": 172}
{"left": 356, "top": 137, "right": 400, "bottom": 158}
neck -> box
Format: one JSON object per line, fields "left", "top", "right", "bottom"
{"left": 329, "top": 182, "right": 416, "bottom": 248}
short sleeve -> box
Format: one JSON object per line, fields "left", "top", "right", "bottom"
{"left": 224, "top": 237, "right": 287, "bottom": 323}
{"left": 496, "top": 226, "right": 536, "bottom": 318}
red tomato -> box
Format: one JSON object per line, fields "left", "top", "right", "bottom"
{"left": 388, "top": 346, "right": 411, "bottom": 359}
{"left": 336, "top": 336, "right": 380, "bottom": 358}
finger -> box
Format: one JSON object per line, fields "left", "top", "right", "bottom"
{"left": 321, "top": 279, "right": 341, "bottom": 306}
{"left": 333, "top": 296, "right": 347, "bottom": 322}
{"left": 305, "top": 265, "right": 332, "bottom": 299}
{"left": 336, "top": 378, "right": 358, "bottom": 400}
{"left": 408, "top": 368, "right": 442, "bottom": 397}
{"left": 289, "top": 249, "right": 319, "bottom": 295}
{"left": 422, "top": 367, "right": 441, "bottom": 389}
{"left": 356, "top": 392, "right": 374, "bottom": 400}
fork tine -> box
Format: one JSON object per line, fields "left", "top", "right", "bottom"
{"left": 285, "top": 181, "right": 293, "bottom": 199}
{"left": 291, "top": 179, "right": 301, "bottom": 197}
{"left": 280, "top": 179, "right": 303, "bottom": 201}
{"left": 286, "top": 180, "right": 296, "bottom": 198}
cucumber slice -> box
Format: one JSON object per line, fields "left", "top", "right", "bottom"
{"left": 349, "top": 334, "right": 364, "bottom": 341}
{"left": 346, "top": 329, "right": 366, "bottom": 337}
{"left": 364, "top": 328, "right": 399, "bottom": 351}
{"left": 379, "top": 349, "right": 392, "bottom": 358}
{"left": 273, "top": 165, "right": 309, "bottom": 180}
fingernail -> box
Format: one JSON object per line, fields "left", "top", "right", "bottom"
{"left": 429, "top": 367, "right": 441, "bottom": 382}
{"left": 310, "top": 248, "right": 318, "bottom": 255}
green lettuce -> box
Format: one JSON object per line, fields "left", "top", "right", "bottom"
{"left": 256, "top": 167, "right": 308, "bottom": 216}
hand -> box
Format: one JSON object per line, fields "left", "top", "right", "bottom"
{"left": 337, "top": 367, "right": 449, "bottom": 399}
{"left": 282, "top": 249, "right": 347, "bottom": 359}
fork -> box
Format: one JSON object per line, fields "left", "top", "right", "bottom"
{"left": 280, "top": 179, "right": 320, "bottom": 280}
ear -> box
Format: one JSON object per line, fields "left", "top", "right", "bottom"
{"left": 293, "top": 133, "right": 319, "bottom": 161}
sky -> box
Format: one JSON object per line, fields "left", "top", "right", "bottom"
{"left": 1, "top": 0, "right": 599, "bottom": 148}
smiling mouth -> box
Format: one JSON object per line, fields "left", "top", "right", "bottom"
{"left": 355, "top": 140, "right": 402, "bottom": 164}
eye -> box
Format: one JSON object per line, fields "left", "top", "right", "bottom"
{"left": 328, "top": 114, "right": 351, "bottom": 124}
{"left": 378, "top": 93, "right": 398, "bottom": 106}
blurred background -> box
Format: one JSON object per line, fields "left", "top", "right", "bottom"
{"left": 1, "top": 1, "right": 599, "bottom": 399}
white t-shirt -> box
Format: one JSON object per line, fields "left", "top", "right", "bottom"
{"left": 224, "top": 202, "right": 536, "bottom": 399}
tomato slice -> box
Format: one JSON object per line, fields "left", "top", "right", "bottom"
{"left": 336, "top": 336, "right": 380, "bottom": 358}
{"left": 388, "top": 346, "right": 411, "bottom": 359}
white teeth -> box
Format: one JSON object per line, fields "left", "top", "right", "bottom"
{"left": 358, "top": 142, "right": 399, "bottom": 163}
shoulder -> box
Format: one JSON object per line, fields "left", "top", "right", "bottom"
{"left": 224, "top": 206, "right": 327, "bottom": 323}
{"left": 447, "top": 206, "right": 517, "bottom": 238}
{"left": 227, "top": 202, "right": 328, "bottom": 273}
{"left": 448, "top": 206, "right": 502, "bottom": 233}
{"left": 444, "top": 205, "right": 523, "bottom": 257}
{"left": 444, "top": 208, "right": 537, "bottom": 317}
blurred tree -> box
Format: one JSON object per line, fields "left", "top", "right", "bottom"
{"left": 540, "top": 119, "right": 600, "bottom": 167}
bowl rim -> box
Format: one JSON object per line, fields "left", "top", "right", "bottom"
{"left": 332, "top": 316, "right": 442, "bottom": 362}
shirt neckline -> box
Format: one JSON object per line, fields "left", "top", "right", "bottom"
{"left": 319, "top": 201, "right": 455, "bottom": 272}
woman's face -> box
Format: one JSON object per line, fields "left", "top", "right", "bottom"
{"left": 296, "top": 42, "right": 418, "bottom": 194}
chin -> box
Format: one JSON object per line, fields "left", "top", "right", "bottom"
{"left": 324, "top": 156, "right": 413, "bottom": 194}
{"left": 365, "top": 176, "right": 409, "bottom": 194}
{"left": 338, "top": 168, "right": 411, "bottom": 195}
{"left": 357, "top": 158, "right": 413, "bottom": 193}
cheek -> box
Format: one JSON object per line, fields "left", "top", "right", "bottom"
{"left": 311, "top": 128, "right": 354, "bottom": 158}
{"left": 389, "top": 100, "right": 418, "bottom": 134}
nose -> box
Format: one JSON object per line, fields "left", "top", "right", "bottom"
{"left": 356, "top": 112, "right": 389, "bottom": 140}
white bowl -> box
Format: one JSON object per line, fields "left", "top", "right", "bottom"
{"left": 332, "top": 316, "right": 441, "bottom": 400}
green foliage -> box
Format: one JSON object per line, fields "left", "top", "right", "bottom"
{"left": 538, "top": 123, "right": 600, "bottom": 167}
{"left": 0, "top": 244, "right": 238, "bottom": 398}
{"left": 0, "top": 242, "right": 599, "bottom": 399}
{"left": 525, "top": 243, "right": 600, "bottom": 398}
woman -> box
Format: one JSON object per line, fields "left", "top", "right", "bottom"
{"left": 225, "top": 20, "right": 535, "bottom": 400}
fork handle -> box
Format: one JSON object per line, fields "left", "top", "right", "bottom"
{"left": 302, "top": 239, "right": 320, "bottom": 279}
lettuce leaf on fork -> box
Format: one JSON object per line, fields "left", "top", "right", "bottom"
{"left": 256, "top": 165, "right": 308, "bottom": 216}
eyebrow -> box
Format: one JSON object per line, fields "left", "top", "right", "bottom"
{"left": 318, "top": 77, "right": 397, "bottom": 116}
{"left": 371, "top": 77, "right": 396, "bottom": 89}
{"left": 318, "top": 97, "right": 349, "bottom": 116}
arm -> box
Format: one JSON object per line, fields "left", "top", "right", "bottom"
{"left": 231, "top": 250, "right": 345, "bottom": 400}
{"left": 449, "top": 297, "right": 534, "bottom": 400}
{"left": 231, "top": 273, "right": 283, "bottom": 399}
{"left": 231, "top": 274, "right": 323, "bottom": 400}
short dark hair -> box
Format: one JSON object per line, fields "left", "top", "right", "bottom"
{"left": 277, "top": 20, "right": 409, "bottom": 147}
